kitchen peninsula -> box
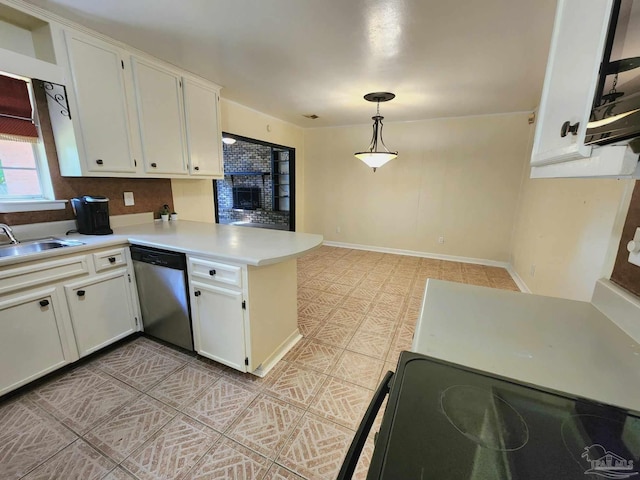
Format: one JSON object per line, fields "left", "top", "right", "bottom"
{"left": 118, "top": 221, "right": 323, "bottom": 376}
{"left": 0, "top": 219, "right": 322, "bottom": 397}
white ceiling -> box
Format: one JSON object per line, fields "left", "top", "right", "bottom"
{"left": 23, "top": 0, "right": 558, "bottom": 127}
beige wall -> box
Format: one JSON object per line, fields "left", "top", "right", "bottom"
{"left": 303, "top": 113, "right": 531, "bottom": 262}
{"left": 172, "top": 99, "right": 306, "bottom": 227}
{"left": 510, "top": 171, "right": 634, "bottom": 301}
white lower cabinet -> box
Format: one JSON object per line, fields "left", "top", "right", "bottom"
{"left": 65, "top": 268, "right": 137, "bottom": 357}
{"left": 0, "top": 287, "right": 77, "bottom": 396}
{"left": 191, "top": 281, "right": 247, "bottom": 372}
{"left": 0, "top": 246, "right": 141, "bottom": 396}
{"left": 187, "top": 255, "right": 299, "bottom": 376}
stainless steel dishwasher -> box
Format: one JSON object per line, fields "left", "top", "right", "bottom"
{"left": 130, "top": 245, "right": 194, "bottom": 351}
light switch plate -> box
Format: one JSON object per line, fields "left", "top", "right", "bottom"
{"left": 628, "top": 227, "right": 640, "bottom": 268}
{"left": 124, "top": 191, "right": 135, "bottom": 206}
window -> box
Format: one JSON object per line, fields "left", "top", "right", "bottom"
{"left": 0, "top": 72, "right": 62, "bottom": 212}
{"left": 0, "top": 138, "right": 45, "bottom": 198}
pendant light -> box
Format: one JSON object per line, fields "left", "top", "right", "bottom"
{"left": 354, "top": 92, "right": 398, "bottom": 172}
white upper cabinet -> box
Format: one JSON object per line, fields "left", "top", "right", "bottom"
{"left": 51, "top": 23, "right": 223, "bottom": 179}
{"left": 131, "top": 57, "right": 189, "bottom": 175}
{"left": 183, "top": 78, "right": 223, "bottom": 178}
{"left": 531, "top": 0, "right": 640, "bottom": 178}
{"left": 63, "top": 31, "right": 137, "bottom": 174}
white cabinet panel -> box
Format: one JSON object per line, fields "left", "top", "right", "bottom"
{"left": 65, "top": 269, "right": 136, "bottom": 357}
{"left": 0, "top": 288, "right": 75, "bottom": 396}
{"left": 183, "top": 79, "right": 223, "bottom": 177}
{"left": 92, "top": 247, "right": 127, "bottom": 273}
{"left": 530, "top": 0, "right": 640, "bottom": 178}
{"left": 64, "top": 31, "right": 137, "bottom": 173}
{"left": 191, "top": 281, "right": 246, "bottom": 372}
{"left": 132, "top": 58, "right": 188, "bottom": 175}
{"left": 189, "top": 257, "right": 242, "bottom": 288}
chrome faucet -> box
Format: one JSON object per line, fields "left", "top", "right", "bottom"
{"left": 0, "top": 224, "right": 19, "bottom": 244}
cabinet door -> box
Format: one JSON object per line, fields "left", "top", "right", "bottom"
{"left": 65, "top": 269, "right": 137, "bottom": 357}
{"left": 191, "top": 281, "right": 246, "bottom": 372}
{"left": 531, "top": 0, "right": 613, "bottom": 167}
{"left": 183, "top": 79, "right": 223, "bottom": 177}
{"left": 64, "top": 31, "right": 137, "bottom": 173}
{"left": 132, "top": 57, "right": 188, "bottom": 175}
{"left": 0, "top": 288, "right": 75, "bottom": 396}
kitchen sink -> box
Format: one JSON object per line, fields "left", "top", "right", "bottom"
{"left": 0, "top": 237, "right": 85, "bottom": 258}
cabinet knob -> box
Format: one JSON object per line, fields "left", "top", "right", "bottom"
{"left": 194, "top": 166, "right": 200, "bottom": 171}
{"left": 560, "top": 121, "right": 580, "bottom": 138}
{"left": 108, "top": 257, "right": 116, "bottom": 263}
{"left": 96, "top": 159, "right": 104, "bottom": 165}
{"left": 209, "top": 269, "right": 216, "bottom": 276}
{"left": 39, "top": 299, "right": 49, "bottom": 307}
{"left": 150, "top": 162, "right": 157, "bottom": 168}
{"left": 194, "top": 290, "right": 201, "bottom": 297}
{"left": 77, "top": 290, "right": 86, "bottom": 297}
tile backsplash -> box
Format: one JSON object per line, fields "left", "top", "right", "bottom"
{"left": 0, "top": 80, "right": 174, "bottom": 227}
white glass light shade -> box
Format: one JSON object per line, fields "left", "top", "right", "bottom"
{"left": 222, "top": 137, "right": 237, "bottom": 145}
{"left": 354, "top": 151, "right": 397, "bottom": 169}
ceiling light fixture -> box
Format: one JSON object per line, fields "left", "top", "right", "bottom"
{"left": 222, "top": 136, "right": 236, "bottom": 145}
{"left": 354, "top": 92, "right": 397, "bottom": 172}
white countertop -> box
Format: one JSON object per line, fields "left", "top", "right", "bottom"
{"left": 0, "top": 220, "right": 323, "bottom": 267}
{"left": 413, "top": 279, "right": 640, "bottom": 412}
{"left": 115, "top": 221, "right": 323, "bottom": 266}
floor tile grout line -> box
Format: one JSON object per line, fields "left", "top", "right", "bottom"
{"left": 16, "top": 436, "right": 82, "bottom": 480}
{"left": 80, "top": 397, "right": 180, "bottom": 468}
{"left": 5, "top": 247, "right": 517, "bottom": 480}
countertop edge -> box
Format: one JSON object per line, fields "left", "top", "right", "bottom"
{"left": 0, "top": 222, "right": 324, "bottom": 268}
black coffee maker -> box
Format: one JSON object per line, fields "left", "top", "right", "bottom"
{"left": 71, "top": 196, "right": 113, "bottom": 235}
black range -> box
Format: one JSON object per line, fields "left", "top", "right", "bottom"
{"left": 339, "top": 351, "right": 640, "bottom": 479}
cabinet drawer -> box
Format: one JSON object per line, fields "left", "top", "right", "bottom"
{"left": 189, "top": 257, "right": 242, "bottom": 288}
{"left": 93, "top": 248, "right": 127, "bottom": 272}
{"left": 0, "top": 255, "right": 89, "bottom": 296}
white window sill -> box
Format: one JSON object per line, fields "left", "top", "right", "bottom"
{"left": 0, "top": 199, "right": 68, "bottom": 213}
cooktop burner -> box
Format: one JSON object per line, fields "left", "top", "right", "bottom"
{"left": 440, "top": 385, "right": 530, "bottom": 452}
{"left": 367, "top": 353, "right": 640, "bottom": 479}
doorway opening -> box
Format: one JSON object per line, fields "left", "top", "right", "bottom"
{"left": 213, "top": 133, "right": 295, "bottom": 231}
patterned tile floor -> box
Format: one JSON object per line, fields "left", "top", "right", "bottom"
{"left": 0, "top": 246, "right": 518, "bottom": 480}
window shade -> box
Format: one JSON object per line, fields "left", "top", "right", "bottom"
{"left": 0, "top": 74, "right": 38, "bottom": 143}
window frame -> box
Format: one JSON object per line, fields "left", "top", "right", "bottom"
{"left": 0, "top": 73, "right": 65, "bottom": 213}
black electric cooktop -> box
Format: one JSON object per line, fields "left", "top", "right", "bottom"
{"left": 367, "top": 352, "right": 640, "bottom": 480}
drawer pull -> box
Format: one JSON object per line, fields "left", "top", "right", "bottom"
{"left": 96, "top": 159, "right": 104, "bottom": 165}
{"left": 39, "top": 299, "right": 49, "bottom": 307}
{"left": 209, "top": 269, "right": 216, "bottom": 276}
{"left": 194, "top": 166, "right": 200, "bottom": 171}
{"left": 77, "top": 290, "right": 86, "bottom": 297}
{"left": 150, "top": 162, "right": 157, "bottom": 168}
{"left": 194, "top": 290, "right": 201, "bottom": 297}
{"left": 108, "top": 257, "right": 116, "bottom": 263}
{"left": 560, "top": 121, "right": 580, "bottom": 138}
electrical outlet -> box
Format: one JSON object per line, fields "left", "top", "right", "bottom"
{"left": 336, "top": 226, "right": 341, "bottom": 234}
{"left": 530, "top": 264, "right": 536, "bottom": 277}
{"left": 438, "top": 236, "right": 445, "bottom": 244}
{"left": 627, "top": 227, "right": 640, "bottom": 267}
{"left": 124, "top": 191, "right": 135, "bottom": 206}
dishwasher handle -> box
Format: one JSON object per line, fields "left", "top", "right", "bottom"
{"left": 336, "top": 370, "right": 394, "bottom": 480}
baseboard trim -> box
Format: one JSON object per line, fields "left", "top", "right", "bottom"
{"left": 322, "top": 240, "right": 531, "bottom": 293}
{"left": 322, "top": 240, "right": 510, "bottom": 268}
{"left": 506, "top": 265, "right": 531, "bottom": 293}
{"left": 251, "top": 329, "right": 302, "bottom": 378}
